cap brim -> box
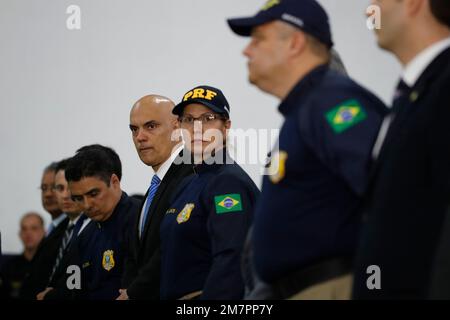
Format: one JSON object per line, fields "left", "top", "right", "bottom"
{"left": 173, "top": 100, "right": 228, "bottom": 116}
{"left": 227, "top": 15, "right": 272, "bottom": 36}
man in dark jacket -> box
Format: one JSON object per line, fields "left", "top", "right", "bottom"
{"left": 118, "top": 95, "right": 193, "bottom": 300}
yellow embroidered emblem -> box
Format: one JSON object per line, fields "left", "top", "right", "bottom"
{"left": 261, "top": 0, "right": 280, "bottom": 11}
{"left": 102, "top": 250, "right": 115, "bottom": 271}
{"left": 268, "top": 151, "right": 288, "bottom": 184}
{"left": 177, "top": 203, "right": 195, "bottom": 224}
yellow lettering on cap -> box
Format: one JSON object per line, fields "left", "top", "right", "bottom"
{"left": 183, "top": 91, "right": 194, "bottom": 101}
{"left": 192, "top": 88, "right": 205, "bottom": 99}
{"left": 261, "top": 0, "right": 280, "bottom": 11}
{"left": 204, "top": 90, "right": 217, "bottom": 101}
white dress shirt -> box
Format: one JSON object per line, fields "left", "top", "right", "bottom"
{"left": 138, "top": 145, "right": 184, "bottom": 236}
{"left": 372, "top": 37, "right": 450, "bottom": 159}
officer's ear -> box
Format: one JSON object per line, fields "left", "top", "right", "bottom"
{"left": 110, "top": 174, "right": 120, "bottom": 189}
{"left": 224, "top": 119, "right": 231, "bottom": 130}
{"left": 288, "top": 30, "right": 307, "bottom": 57}
{"left": 170, "top": 116, "right": 180, "bottom": 129}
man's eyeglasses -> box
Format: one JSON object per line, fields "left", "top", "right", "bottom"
{"left": 178, "top": 113, "right": 227, "bottom": 125}
{"left": 39, "top": 184, "right": 53, "bottom": 192}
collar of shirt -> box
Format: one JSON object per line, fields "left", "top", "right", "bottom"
{"left": 78, "top": 217, "right": 91, "bottom": 236}
{"left": 97, "top": 191, "right": 127, "bottom": 227}
{"left": 403, "top": 37, "right": 450, "bottom": 87}
{"left": 69, "top": 214, "right": 82, "bottom": 225}
{"left": 278, "top": 64, "right": 329, "bottom": 116}
{"left": 154, "top": 145, "right": 184, "bottom": 181}
{"left": 51, "top": 213, "right": 67, "bottom": 228}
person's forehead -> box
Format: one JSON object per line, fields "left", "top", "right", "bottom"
{"left": 70, "top": 176, "right": 106, "bottom": 191}
{"left": 131, "top": 102, "right": 168, "bottom": 122}
{"left": 54, "top": 170, "right": 67, "bottom": 184}
{"left": 21, "top": 215, "right": 41, "bottom": 226}
{"left": 183, "top": 103, "right": 213, "bottom": 114}
{"left": 41, "top": 170, "right": 55, "bottom": 183}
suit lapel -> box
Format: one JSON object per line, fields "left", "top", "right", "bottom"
{"left": 366, "top": 48, "right": 450, "bottom": 198}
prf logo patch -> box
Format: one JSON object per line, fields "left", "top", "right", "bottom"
{"left": 102, "top": 250, "right": 115, "bottom": 271}
{"left": 214, "top": 194, "right": 243, "bottom": 214}
{"left": 325, "top": 99, "right": 367, "bottom": 133}
{"left": 177, "top": 203, "right": 195, "bottom": 224}
{"left": 183, "top": 88, "right": 217, "bottom": 102}
{"left": 261, "top": 0, "right": 280, "bottom": 11}
{"left": 268, "top": 151, "right": 288, "bottom": 184}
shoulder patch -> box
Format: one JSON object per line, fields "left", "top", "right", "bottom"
{"left": 325, "top": 99, "right": 367, "bottom": 133}
{"left": 214, "top": 194, "right": 243, "bottom": 214}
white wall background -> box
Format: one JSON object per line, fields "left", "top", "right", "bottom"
{"left": 0, "top": 0, "right": 401, "bottom": 253}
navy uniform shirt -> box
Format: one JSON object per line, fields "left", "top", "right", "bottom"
{"left": 76, "top": 192, "right": 140, "bottom": 299}
{"left": 253, "top": 65, "right": 387, "bottom": 283}
{"left": 160, "top": 152, "right": 260, "bottom": 300}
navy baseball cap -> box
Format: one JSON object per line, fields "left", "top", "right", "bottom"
{"left": 227, "top": 0, "right": 333, "bottom": 48}
{"left": 173, "top": 85, "right": 231, "bottom": 117}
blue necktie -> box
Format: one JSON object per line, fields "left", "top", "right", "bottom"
{"left": 140, "top": 175, "right": 161, "bottom": 237}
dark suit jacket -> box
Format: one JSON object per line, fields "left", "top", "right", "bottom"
{"left": 353, "top": 47, "right": 450, "bottom": 299}
{"left": 429, "top": 205, "right": 450, "bottom": 299}
{"left": 122, "top": 155, "right": 193, "bottom": 299}
{"left": 19, "top": 217, "right": 69, "bottom": 299}
{"left": 44, "top": 218, "right": 94, "bottom": 300}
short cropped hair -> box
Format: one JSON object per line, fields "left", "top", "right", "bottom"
{"left": 430, "top": 0, "right": 450, "bottom": 28}
{"left": 76, "top": 144, "right": 122, "bottom": 181}
{"left": 43, "top": 161, "right": 59, "bottom": 174}
{"left": 65, "top": 145, "right": 121, "bottom": 186}
{"left": 55, "top": 158, "right": 71, "bottom": 174}
{"left": 21, "top": 212, "right": 44, "bottom": 227}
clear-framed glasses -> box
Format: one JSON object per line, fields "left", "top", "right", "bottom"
{"left": 179, "top": 113, "right": 227, "bottom": 125}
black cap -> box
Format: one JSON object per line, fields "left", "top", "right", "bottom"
{"left": 173, "top": 85, "right": 230, "bottom": 117}
{"left": 227, "top": 0, "right": 333, "bottom": 48}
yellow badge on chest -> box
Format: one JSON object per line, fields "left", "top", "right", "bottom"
{"left": 268, "top": 151, "right": 288, "bottom": 184}
{"left": 102, "top": 250, "right": 115, "bottom": 271}
{"left": 177, "top": 203, "right": 195, "bottom": 224}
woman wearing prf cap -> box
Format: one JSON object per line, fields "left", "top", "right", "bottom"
{"left": 159, "top": 85, "right": 260, "bottom": 300}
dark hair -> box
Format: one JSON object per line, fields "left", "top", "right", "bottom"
{"left": 55, "top": 158, "right": 71, "bottom": 174}
{"left": 43, "top": 161, "right": 59, "bottom": 174}
{"left": 76, "top": 144, "right": 122, "bottom": 181}
{"left": 21, "top": 212, "right": 44, "bottom": 227}
{"left": 430, "top": 0, "right": 450, "bottom": 28}
{"left": 65, "top": 146, "right": 121, "bottom": 185}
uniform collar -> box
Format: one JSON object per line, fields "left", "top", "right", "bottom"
{"left": 278, "top": 64, "right": 329, "bottom": 116}
{"left": 278, "top": 64, "right": 329, "bottom": 117}
{"left": 193, "top": 148, "right": 234, "bottom": 173}
{"left": 97, "top": 191, "right": 127, "bottom": 226}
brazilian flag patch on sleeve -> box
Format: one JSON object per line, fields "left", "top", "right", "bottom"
{"left": 214, "top": 194, "right": 243, "bottom": 214}
{"left": 325, "top": 99, "right": 367, "bottom": 134}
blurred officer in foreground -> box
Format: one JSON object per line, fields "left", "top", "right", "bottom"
{"left": 159, "top": 85, "right": 260, "bottom": 300}
{"left": 0, "top": 212, "right": 45, "bottom": 299}
{"left": 228, "top": 0, "right": 386, "bottom": 299}
{"left": 46, "top": 147, "right": 139, "bottom": 299}
{"left": 119, "top": 95, "right": 193, "bottom": 300}
{"left": 353, "top": 0, "right": 450, "bottom": 299}
{"left": 241, "top": 49, "right": 349, "bottom": 300}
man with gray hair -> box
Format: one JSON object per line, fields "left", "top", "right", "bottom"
{"left": 228, "top": 0, "right": 387, "bottom": 299}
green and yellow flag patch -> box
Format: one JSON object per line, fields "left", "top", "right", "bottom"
{"left": 214, "top": 194, "right": 243, "bottom": 214}
{"left": 325, "top": 99, "right": 367, "bottom": 134}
